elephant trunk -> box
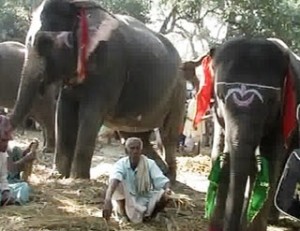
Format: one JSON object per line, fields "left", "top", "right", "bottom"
{"left": 10, "top": 48, "right": 45, "bottom": 128}
{"left": 223, "top": 119, "right": 262, "bottom": 231}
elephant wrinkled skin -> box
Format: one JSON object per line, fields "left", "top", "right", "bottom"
{"left": 0, "top": 41, "right": 56, "bottom": 152}
{"left": 10, "top": 0, "right": 186, "bottom": 183}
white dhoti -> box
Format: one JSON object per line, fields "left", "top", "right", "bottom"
{"left": 112, "top": 182, "right": 165, "bottom": 223}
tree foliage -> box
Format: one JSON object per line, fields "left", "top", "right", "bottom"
{"left": 0, "top": 1, "right": 30, "bottom": 42}
{"left": 224, "top": 0, "right": 300, "bottom": 52}
{"left": 0, "top": 0, "right": 150, "bottom": 43}
{"left": 98, "top": 0, "right": 151, "bottom": 23}
{"left": 159, "top": 0, "right": 300, "bottom": 52}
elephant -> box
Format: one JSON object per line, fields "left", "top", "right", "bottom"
{"left": 183, "top": 38, "right": 300, "bottom": 231}
{"left": 9, "top": 0, "right": 186, "bottom": 183}
{"left": 0, "top": 41, "right": 56, "bottom": 152}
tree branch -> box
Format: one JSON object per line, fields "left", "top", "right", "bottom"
{"left": 159, "top": 5, "right": 177, "bottom": 34}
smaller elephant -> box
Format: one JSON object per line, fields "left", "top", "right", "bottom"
{"left": 184, "top": 38, "right": 300, "bottom": 231}
{"left": 0, "top": 41, "right": 57, "bottom": 152}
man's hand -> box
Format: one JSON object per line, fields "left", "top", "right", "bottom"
{"left": 1, "top": 190, "right": 15, "bottom": 206}
{"left": 102, "top": 199, "right": 113, "bottom": 220}
{"left": 23, "top": 151, "right": 36, "bottom": 162}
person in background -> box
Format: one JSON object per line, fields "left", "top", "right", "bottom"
{"left": 102, "top": 137, "right": 172, "bottom": 223}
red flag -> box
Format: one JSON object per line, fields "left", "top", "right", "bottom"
{"left": 283, "top": 69, "right": 297, "bottom": 146}
{"left": 193, "top": 55, "right": 214, "bottom": 127}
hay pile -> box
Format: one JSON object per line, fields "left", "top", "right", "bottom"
{"left": 0, "top": 162, "right": 206, "bottom": 231}
{"left": 176, "top": 155, "right": 211, "bottom": 176}
{"left": 0, "top": 163, "right": 111, "bottom": 231}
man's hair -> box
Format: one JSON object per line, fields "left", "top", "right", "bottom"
{"left": 124, "top": 137, "right": 143, "bottom": 151}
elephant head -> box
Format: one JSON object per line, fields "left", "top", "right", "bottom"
{"left": 181, "top": 48, "right": 216, "bottom": 91}
{"left": 185, "top": 38, "right": 300, "bottom": 231}
{"left": 10, "top": 0, "right": 119, "bottom": 127}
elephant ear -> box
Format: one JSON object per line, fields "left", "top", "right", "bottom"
{"left": 71, "top": 1, "right": 119, "bottom": 84}
{"left": 268, "top": 38, "right": 298, "bottom": 146}
{"left": 284, "top": 51, "right": 300, "bottom": 145}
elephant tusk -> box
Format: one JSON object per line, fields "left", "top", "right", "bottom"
{"left": 255, "top": 152, "right": 262, "bottom": 172}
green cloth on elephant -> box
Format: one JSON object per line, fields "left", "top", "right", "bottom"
{"left": 246, "top": 157, "right": 270, "bottom": 223}
{"left": 5, "top": 144, "right": 31, "bottom": 205}
{"left": 205, "top": 154, "right": 270, "bottom": 223}
{"left": 205, "top": 155, "right": 221, "bottom": 219}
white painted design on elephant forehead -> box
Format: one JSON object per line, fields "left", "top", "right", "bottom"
{"left": 85, "top": 12, "right": 119, "bottom": 59}
{"left": 217, "top": 82, "right": 281, "bottom": 91}
{"left": 224, "top": 84, "right": 264, "bottom": 107}
{"left": 26, "top": 1, "right": 45, "bottom": 46}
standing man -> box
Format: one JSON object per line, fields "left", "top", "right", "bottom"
{"left": 102, "top": 137, "right": 172, "bottom": 223}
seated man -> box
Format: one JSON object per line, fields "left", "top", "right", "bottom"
{"left": 0, "top": 115, "right": 36, "bottom": 206}
{"left": 102, "top": 137, "right": 172, "bottom": 223}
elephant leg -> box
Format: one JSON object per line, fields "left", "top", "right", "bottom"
{"left": 247, "top": 130, "right": 284, "bottom": 231}
{"left": 41, "top": 112, "right": 55, "bottom": 153}
{"left": 209, "top": 121, "right": 228, "bottom": 231}
{"left": 55, "top": 93, "right": 79, "bottom": 178}
{"left": 70, "top": 104, "right": 103, "bottom": 179}
{"left": 209, "top": 153, "right": 230, "bottom": 231}
{"left": 31, "top": 111, "right": 55, "bottom": 153}
{"left": 162, "top": 82, "right": 186, "bottom": 184}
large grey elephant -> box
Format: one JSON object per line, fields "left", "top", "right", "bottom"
{"left": 183, "top": 38, "right": 300, "bottom": 231}
{"left": 9, "top": 0, "right": 186, "bottom": 182}
{"left": 0, "top": 41, "right": 56, "bottom": 152}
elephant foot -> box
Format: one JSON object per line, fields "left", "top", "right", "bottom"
{"left": 70, "top": 166, "right": 90, "bottom": 179}
{"left": 70, "top": 172, "right": 90, "bottom": 179}
{"left": 55, "top": 157, "right": 71, "bottom": 178}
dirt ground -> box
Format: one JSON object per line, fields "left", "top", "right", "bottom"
{"left": 0, "top": 129, "right": 298, "bottom": 231}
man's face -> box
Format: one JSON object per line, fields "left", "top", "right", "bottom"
{"left": 127, "top": 141, "right": 142, "bottom": 165}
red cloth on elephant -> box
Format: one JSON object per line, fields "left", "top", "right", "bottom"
{"left": 193, "top": 55, "right": 213, "bottom": 128}
{"left": 283, "top": 69, "right": 297, "bottom": 146}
